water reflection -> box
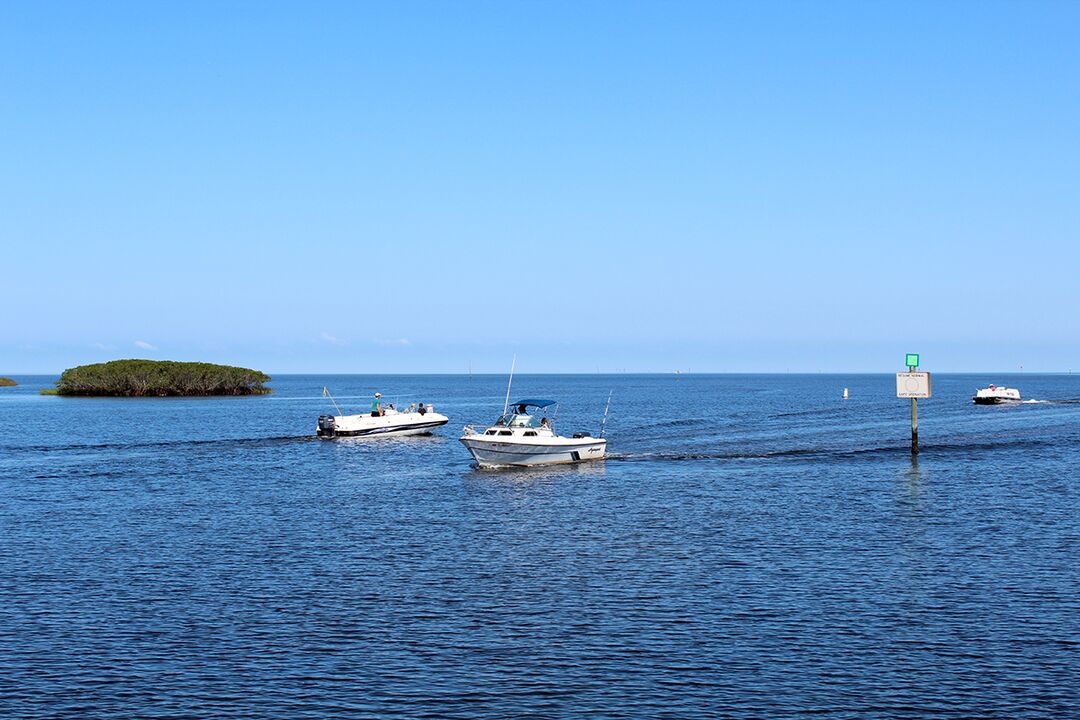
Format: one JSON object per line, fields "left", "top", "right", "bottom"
{"left": 465, "top": 459, "right": 608, "bottom": 484}
{"left": 895, "top": 454, "right": 929, "bottom": 544}
{"left": 902, "top": 454, "right": 926, "bottom": 501}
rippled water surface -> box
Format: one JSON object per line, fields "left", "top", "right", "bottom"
{"left": 2, "top": 373, "right": 1079, "bottom": 718}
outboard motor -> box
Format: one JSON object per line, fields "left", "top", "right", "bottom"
{"left": 317, "top": 415, "right": 337, "bottom": 437}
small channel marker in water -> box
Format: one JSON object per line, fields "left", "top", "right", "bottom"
{"left": 896, "top": 353, "right": 931, "bottom": 454}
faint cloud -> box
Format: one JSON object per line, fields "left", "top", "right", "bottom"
{"left": 134, "top": 340, "right": 158, "bottom": 350}
{"left": 374, "top": 338, "right": 411, "bottom": 346}
{"left": 320, "top": 332, "right": 346, "bottom": 346}
{"left": 93, "top": 342, "right": 115, "bottom": 350}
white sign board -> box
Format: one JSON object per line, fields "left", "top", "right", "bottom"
{"left": 896, "top": 372, "right": 931, "bottom": 398}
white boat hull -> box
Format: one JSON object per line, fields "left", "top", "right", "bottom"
{"left": 973, "top": 396, "right": 1020, "bottom": 405}
{"left": 460, "top": 436, "right": 607, "bottom": 467}
{"left": 973, "top": 386, "right": 1022, "bottom": 404}
{"left": 317, "top": 412, "right": 448, "bottom": 438}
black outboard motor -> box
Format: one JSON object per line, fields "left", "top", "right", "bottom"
{"left": 317, "top": 415, "right": 337, "bottom": 437}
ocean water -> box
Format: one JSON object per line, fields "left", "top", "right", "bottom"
{"left": 1, "top": 373, "right": 1078, "bottom": 718}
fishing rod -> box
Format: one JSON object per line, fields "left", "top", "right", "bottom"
{"left": 599, "top": 389, "right": 613, "bottom": 438}
{"left": 322, "top": 386, "right": 345, "bottom": 417}
{"left": 502, "top": 354, "right": 516, "bottom": 417}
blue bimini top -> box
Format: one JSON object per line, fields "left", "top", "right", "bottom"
{"left": 511, "top": 398, "right": 557, "bottom": 410}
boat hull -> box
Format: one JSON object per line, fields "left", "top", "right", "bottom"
{"left": 459, "top": 436, "right": 607, "bottom": 467}
{"left": 317, "top": 413, "right": 448, "bottom": 438}
{"left": 972, "top": 397, "right": 1020, "bottom": 405}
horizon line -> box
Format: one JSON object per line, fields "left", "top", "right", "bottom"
{"left": 4, "top": 370, "right": 1076, "bottom": 377}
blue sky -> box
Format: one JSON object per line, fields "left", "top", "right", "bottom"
{"left": 3, "top": 1, "right": 1078, "bottom": 373}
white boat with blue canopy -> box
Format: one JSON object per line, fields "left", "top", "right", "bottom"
{"left": 460, "top": 398, "right": 607, "bottom": 468}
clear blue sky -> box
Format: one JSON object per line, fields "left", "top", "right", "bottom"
{"left": 3, "top": 1, "right": 1078, "bottom": 373}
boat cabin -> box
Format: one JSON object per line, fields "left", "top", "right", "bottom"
{"left": 486, "top": 399, "right": 557, "bottom": 437}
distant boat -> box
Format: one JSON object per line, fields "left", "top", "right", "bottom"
{"left": 842, "top": 388, "right": 849, "bottom": 399}
{"left": 973, "top": 384, "right": 1021, "bottom": 405}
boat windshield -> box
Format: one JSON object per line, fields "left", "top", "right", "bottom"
{"left": 492, "top": 404, "right": 556, "bottom": 430}
{"left": 507, "top": 413, "right": 537, "bottom": 428}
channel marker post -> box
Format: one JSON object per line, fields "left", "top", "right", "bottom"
{"left": 896, "top": 353, "right": 931, "bottom": 454}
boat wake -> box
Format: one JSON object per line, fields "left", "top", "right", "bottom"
{"left": 8, "top": 435, "right": 317, "bottom": 455}
{"left": 1019, "top": 398, "right": 1080, "bottom": 405}
{"left": 610, "top": 447, "right": 824, "bottom": 462}
{"left": 609, "top": 436, "right": 1061, "bottom": 464}
{"left": 652, "top": 417, "right": 709, "bottom": 428}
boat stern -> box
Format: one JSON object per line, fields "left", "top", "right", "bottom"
{"left": 316, "top": 414, "right": 338, "bottom": 437}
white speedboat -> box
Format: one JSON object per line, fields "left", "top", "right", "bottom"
{"left": 973, "top": 384, "right": 1022, "bottom": 405}
{"left": 460, "top": 399, "right": 607, "bottom": 468}
{"left": 317, "top": 405, "right": 448, "bottom": 437}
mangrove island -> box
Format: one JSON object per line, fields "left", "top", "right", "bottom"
{"left": 0, "top": 377, "right": 17, "bottom": 387}
{"left": 47, "top": 360, "right": 272, "bottom": 397}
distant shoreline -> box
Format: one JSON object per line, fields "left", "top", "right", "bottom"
{"left": 43, "top": 360, "right": 272, "bottom": 397}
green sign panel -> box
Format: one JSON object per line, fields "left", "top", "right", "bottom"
{"left": 906, "top": 353, "right": 920, "bottom": 367}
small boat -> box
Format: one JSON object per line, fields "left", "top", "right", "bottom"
{"left": 973, "top": 384, "right": 1022, "bottom": 405}
{"left": 317, "top": 404, "right": 448, "bottom": 437}
{"left": 460, "top": 399, "right": 607, "bottom": 468}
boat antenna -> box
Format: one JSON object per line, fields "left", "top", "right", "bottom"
{"left": 599, "top": 390, "right": 613, "bottom": 438}
{"left": 502, "top": 354, "right": 516, "bottom": 416}
{"left": 323, "top": 386, "right": 345, "bottom": 417}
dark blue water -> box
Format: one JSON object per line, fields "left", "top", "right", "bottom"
{"left": 2, "top": 373, "right": 1079, "bottom": 718}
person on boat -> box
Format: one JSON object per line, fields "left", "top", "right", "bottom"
{"left": 418, "top": 402, "right": 427, "bottom": 416}
{"left": 371, "top": 392, "right": 383, "bottom": 417}
{"left": 540, "top": 417, "right": 550, "bottom": 430}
